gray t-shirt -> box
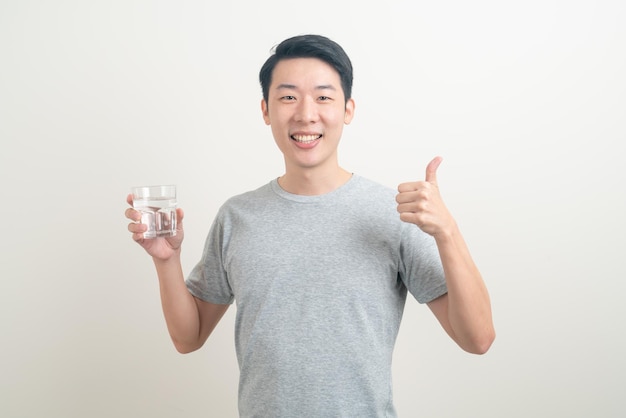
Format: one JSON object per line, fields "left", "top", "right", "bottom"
{"left": 186, "top": 175, "right": 447, "bottom": 417}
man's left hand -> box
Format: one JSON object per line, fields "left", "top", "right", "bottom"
{"left": 396, "top": 156, "right": 456, "bottom": 237}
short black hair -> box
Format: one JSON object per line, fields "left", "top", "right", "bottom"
{"left": 259, "top": 34, "right": 353, "bottom": 104}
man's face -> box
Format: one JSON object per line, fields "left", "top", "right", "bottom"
{"left": 261, "top": 58, "right": 355, "bottom": 173}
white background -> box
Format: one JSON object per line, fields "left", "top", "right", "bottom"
{"left": 1, "top": 1, "right": 625, "bottom": 417}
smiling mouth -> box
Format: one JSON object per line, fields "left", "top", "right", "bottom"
{"left": 291, "top": 134, "right": 322, "bottom": 144}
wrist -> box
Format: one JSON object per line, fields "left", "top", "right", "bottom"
{"left": 433, "top": 221, "right": 460, "bottom": 243}
{"left": 152, "top": 249, "right": 182, "bottom": 267}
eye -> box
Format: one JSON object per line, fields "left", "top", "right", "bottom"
{"left": 318, "top": 96, "right": 332, "bottom": 102}
{"left": 281, "top": 95, "right": 296, "bottom": 101}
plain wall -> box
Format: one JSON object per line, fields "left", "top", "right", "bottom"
{"left": 1, "top": 1, "right": 625, "bottom": 417}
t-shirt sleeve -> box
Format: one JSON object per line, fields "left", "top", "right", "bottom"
{"left": 185, "top": 215, "right": 235, "bottom": 305}
{"left": 398, "top": 223, "right": 448, "bottom": 304}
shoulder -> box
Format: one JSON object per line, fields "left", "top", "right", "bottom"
{"left": 215, "top": 181, "right": 275, "bottom": 219}
{"left": 225, "top": 181, "right": 273, "bottom": 205}
{"left": 352, "top": 175, "right": 396, "bottom": 196}
{"left": 349, "top": 175, "right": 398, "bottom": 208}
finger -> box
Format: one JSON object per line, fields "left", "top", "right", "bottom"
{"left": 126, "top": 193, "right": 134, "bottom": 206}
{"left": 397, "top": 181, "right": 421, "bottom": 193}
{"left": 397, "top": 198, "right": 426, "bottom": 213}
{"left": 175, "top": 208, "right": 184, "bottom": 232}
{"left": 399, "top": 212, "right": 419, "bottom": 225}
{"left": 128, "top": 221, "right": 146, "bottom": 234}
{"left": 125, "top": 207, "right": 141, "bottom": 222}
{"left": 132, "top": 231, "right": 146, "bottom": 243}
{"left": 396, "top": 190, "right": 420, "bottom": 204}
{"left": 425, "top": 156, "right": 443, "bottom": 184}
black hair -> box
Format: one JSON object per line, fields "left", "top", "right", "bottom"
{"left": 259, "top": 34, "right": 353, "bottom": 104}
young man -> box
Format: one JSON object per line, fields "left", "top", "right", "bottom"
{"left": 126, "top": 34, "right": 494, "bottom": 417}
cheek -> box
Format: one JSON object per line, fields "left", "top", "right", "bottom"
{"left": 270, "top": 123, "right": 288, "bottom": 141}
{"left": 326, "top": 114, "right": 347, "bottom": 133}
{"left": 265, "top": 109, "right": 286, "bottom": 129}
{"left": 321, "top": 109, "right": 344, "bottom": 125}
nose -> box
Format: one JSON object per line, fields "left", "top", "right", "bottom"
{"left": 294, "top": 97, "right": 319, "bottom": 123}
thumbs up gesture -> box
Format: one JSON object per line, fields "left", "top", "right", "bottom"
{"left": 396, "top": 156, "right": 455, "bottom": 237}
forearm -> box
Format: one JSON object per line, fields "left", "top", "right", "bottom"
{"left": 435, "top": 224, "right": 495, "bottom": 353}
{"left": 153, "top": 254, "right": 203, "bottom": 353}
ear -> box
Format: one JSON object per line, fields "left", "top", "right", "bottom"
{"left": 344, "top": 98, "right": 355, "bottom": 125}
{"left": 261, "top": 99, "right": 271, "bottom": 125}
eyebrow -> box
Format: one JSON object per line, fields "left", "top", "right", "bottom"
{"left": 275, "top": 83, "right": 337, "bottom": 91}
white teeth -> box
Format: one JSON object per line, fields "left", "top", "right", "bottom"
{"left": 292, "top": 134, "right": 320, "bottom": 143}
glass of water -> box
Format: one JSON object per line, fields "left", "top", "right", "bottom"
{"left": 131, "top": 185, "right": 177, "bottom": 239}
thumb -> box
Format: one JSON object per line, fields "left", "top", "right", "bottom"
{"left": 425, "top": 156, "right": 443, "bottom": 183}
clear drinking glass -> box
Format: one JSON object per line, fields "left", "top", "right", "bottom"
{"left": 131, "top": 185, "right": 177, "bottom": 239}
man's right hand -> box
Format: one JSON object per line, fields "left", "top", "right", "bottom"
{"left": 125, "top": 194, "right": 185, "bottom": 260}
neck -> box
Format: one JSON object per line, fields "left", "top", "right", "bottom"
{"left": 278, "top": 166, "right": 352, "bottom": 196}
